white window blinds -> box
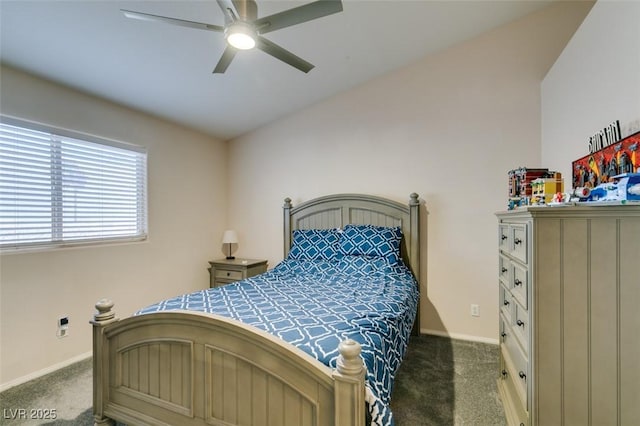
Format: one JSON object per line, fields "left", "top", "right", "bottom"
{"left": 0, "top": 119, "right": 147, "bottom": 250}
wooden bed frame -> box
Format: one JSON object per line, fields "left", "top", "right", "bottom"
{"left": 92, "top": 193, "right": 421, "bottom": 426}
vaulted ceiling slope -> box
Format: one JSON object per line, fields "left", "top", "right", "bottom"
{"left": 1, "top": 1, "right": 556, "bottom": 141}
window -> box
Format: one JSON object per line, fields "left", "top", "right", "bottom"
{"left": 0, "top": 117, "right": 147, "bottom": 251}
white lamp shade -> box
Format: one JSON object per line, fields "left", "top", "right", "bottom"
{"left": 222, "top": 230, "right": 238, "bottom": 244}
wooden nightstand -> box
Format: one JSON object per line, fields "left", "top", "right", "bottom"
{"left": 208, "top": 258, "right": 268, "bottom": 288}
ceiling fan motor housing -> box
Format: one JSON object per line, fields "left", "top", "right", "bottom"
{"left": 232, "top": 0, "right": 257, "bottom": 21}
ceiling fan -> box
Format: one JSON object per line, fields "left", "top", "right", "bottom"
{"left": 121, "top": 0, "right": 343, "bottom": 74}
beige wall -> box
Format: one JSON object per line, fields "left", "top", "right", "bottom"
{"left": 0, "top": 0, "right": 598, "bottom": 389}
{"left": 542, "top": 0, "right": 640, "bottom": 177}
{"left": 0, "top": 65, "right": 228, "bottom": 388}
{"left": 226, "top": 1, "right": 593, "bottom": 343}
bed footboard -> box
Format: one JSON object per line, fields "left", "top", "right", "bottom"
{"left": 91, "top": 299, "right": 366, "bottom": 426}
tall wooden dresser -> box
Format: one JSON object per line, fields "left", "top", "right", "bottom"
{"left": 496, "top": 205, "right": 640, "bottom": 426}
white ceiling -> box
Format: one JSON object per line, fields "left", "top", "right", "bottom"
{"left": 1, "top": 0, "right": 554, "bottom": 141}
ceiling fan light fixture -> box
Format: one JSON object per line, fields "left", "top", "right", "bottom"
{"left": 225, "top": 22, "right": 256, "bottom": 50}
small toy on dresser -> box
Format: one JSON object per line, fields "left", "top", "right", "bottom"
{"left": 507, "top": 167, "right": 563, "bottom": 209}
{"left": 531, "top": 172, "right": 564, "bottom": 204}
{"left": 547, "top": 190, "right": 577, "bottom": 206}
{"left": 551, "top": 192, "right": 567, "bottom": 203}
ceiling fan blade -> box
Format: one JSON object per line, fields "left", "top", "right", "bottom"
{"left": 255, "top": 36, "right": 314, "bottom": 73}
{"left": 213, "top": 46, "right": 238, "bottom": 73}
{"left": 121, "top": 9, "right": 224, "bottom": 32}
{"left": 254, "top": 0, "right": 343, "bottom": 35}
{"left": 216, "top": 0, "right": 238, "bottom": 24}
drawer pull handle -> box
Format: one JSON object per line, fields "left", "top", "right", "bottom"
{"left": 501, "top": 369, "right": 508, "bottom": 378}
{"left": 226, "top": 272, "right": 231, "bottom": 276}
{"left": 501, "top": 234, "right": 508, "bottom": 241}
{"left": 514, "top": 238, "right": 522, "bottom": 245}
{"left": 519, "top": 371, "right": 526, "bottom": 381}
{"left": 514, "top": 279, "right": 522, "bottom": 286}
{"left": 517, "top": 319, "right": 525, "bottom": 327}
{"left": 503, "top": 300, "right": 510, "bottom": 306}
{"left": 501, "top": 267, "right": 508, "bottom": 273}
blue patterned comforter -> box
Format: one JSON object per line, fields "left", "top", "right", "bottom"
{"left": 137, "top": 258, "right": 419, "bottom": 426}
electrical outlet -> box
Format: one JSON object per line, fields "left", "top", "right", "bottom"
{"left": 57, "top": 316, "right": 69, "bottom": 338}
{"left": 471, "top": 304, "right": 480, "bottom": 317}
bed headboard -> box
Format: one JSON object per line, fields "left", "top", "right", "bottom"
{"left": 283, "top": 193, "right": 421, "bottom": 281}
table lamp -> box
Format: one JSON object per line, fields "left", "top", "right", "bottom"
{"left": 222, "top": 230, "right": 238, "bottom": 260}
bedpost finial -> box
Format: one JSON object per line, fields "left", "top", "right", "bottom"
{"left": 409, "top": 193, "right": 419, "bottom": 205}
{"left": 94, "top": 299, "right": 115, "bottom": 323}
{"left": 336, "top": 339, "right": 363, "bottom": 376}
{"left": 283, "top": 197, "right": 292, "bottom": 208}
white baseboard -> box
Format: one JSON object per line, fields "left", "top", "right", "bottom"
{"left": 421, "top": 328, "right": 499, "bottom": 345}
{"left": 0, "top": 351, "right": 92, "bottom": 393}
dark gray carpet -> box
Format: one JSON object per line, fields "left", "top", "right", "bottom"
{"left": 0, "top": 358, "right": 93, "bottom": 426}
{"left": 0, "top": 334, "right": 505, "bottom": 425}
{"left": 391, "top": 334, "right": 506, "bottom": 425}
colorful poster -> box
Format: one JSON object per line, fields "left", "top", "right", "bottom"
{"left": 572, "top": 131, "right": 640, "bottom": 189}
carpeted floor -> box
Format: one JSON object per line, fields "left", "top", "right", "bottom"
{"left": 391, "top": 334, "right": 506, "bottom": 425}
{"left": 0, "top": 334, "right": 506, "bottom": 425}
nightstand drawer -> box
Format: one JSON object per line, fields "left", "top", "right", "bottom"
{"left": 208, "top": 258, "right": 268, "bottom": 288}
{"left": 215, "top": 269, "right": 243, "bottom": 281}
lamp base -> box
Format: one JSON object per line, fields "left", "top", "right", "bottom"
{"left": 226, "top": 256, "right": 235, "bottom": 260}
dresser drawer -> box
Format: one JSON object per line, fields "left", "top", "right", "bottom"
{"left": 511, "top": 262, "right": 528, "bottom": 309}
{"left": 499, "top": 284, "right": 513, "bottom": 322}
{"left": 510, "top": 223, "right": 528, "bottom": 264}
{"left": 500, "top": 313, "right": 514, "bottom": 346}
{"left": 499, "top": 348, "right": 529, "bottom": 426}
{"left": 214, "top": 269, "right": 243, "bottom": 281}
{"left": 500, "top": 313, "right": 522, "bottom": 363}
{"left": 502, "top": 342, "right": 528, "bottom": 411}
{"left": 513, "top": 301, "right": 530, "bottom": 356}
{"left": 499, "top": 224, "right": 510, "bottom": 252}
{"left": 499, "top": 254, "right": 510, "bottom": 284}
